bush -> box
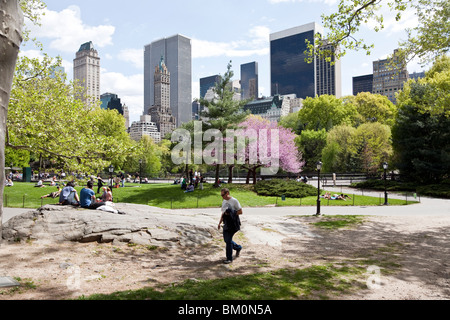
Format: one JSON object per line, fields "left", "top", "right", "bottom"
{"left": 255, "top": 179, "right": 317, "bottom": 198}
{"left": 351, "top": 180, "right": 450, "bottom": 199}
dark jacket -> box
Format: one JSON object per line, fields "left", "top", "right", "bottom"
{"left": 223, "top": 208, "right": 241, "bottom": 232}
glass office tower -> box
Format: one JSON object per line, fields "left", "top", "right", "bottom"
{"left": 241, "top": 62, "right": 259, "bottom": 100}
{"left": 200, "top": 75, "right": 220, "bottom": 99}
{"left": 270, "top": 23, "right": 341, "bottom": 100}
{"left": 144, "top": 34, "right": 192, "bottom": 127}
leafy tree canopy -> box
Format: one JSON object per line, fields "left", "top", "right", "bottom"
{"left": 308, "top": 0, "right": 449, "bottom": 67}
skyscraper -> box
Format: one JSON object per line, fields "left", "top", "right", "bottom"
{"left": 144, "top": 34, "right": 192, "bottom": 126}
{"left": 270, "top": 23, "right": 341, "bottom": 99}
{"left": 73, "top": 41, "right": 100, "bottom": 105}
{"left": 372, "top": 49, "right": 408, "bottom": 103}
{"left": 148, "top": 56, "right": 176, "bottom": 139}
{"left": 353, "top": 74, "right": 374, "bottom": 95}
{"left": 240, "top": 62, "right": 259, "bottom": 100}
{"left": 200, "top": 75, "right": 220, "bottom": 99}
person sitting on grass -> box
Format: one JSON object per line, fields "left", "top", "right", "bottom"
{"left": 41, "top": 186, "right": 62, "bottom": 199}
{"left": 58, "top": 181, "right": 80, "bottom": 206}
{"left": 100, "top": 187, "right": 113, "bottom": 202}
{"left": 80, "top": 181, "right": 106, "bottom": 210}
{"left": 35, "top": 179, "right": 45, "bottom": 188}
{"left": 184, "top": 183, "right": 194, "bottom": 193}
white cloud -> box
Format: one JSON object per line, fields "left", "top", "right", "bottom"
{"left": 363, "top": 5, "right": 418, "bottom": 35}
{"left": 192, "top": 25, "right": 270, "bottom": 59}
{"left": 117, "top": 49, "right": 144, "bottom": 69}
{"left": 101, "top": 71, "right": 143, "bottom": 123}
{"left": 28, "top": 5, "right": 115, "bottom": 53}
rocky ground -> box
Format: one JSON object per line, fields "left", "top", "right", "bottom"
{"left": 0, "top": 204, "right": 449, "bottom": 300}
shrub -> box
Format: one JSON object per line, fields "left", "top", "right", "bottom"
{"left": 255, "top": 179, "right": 317, "bottom": 198}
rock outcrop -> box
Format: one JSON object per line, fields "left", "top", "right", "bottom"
{"left": 2, "top": 204, "right": 218, "bottom": 248}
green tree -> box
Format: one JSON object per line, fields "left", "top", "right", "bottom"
{"left": 298, "top": 95, "right": 357, "bottom": 131}
{"left": 7, "top": 55, "right": 133, "bottom": 172}
{"left": 308, "top": 0, "right": 450, "bottom": 67}
{"left": 392, "top": 56, "right": 450, "bottom": 182}
{"left": 196, "top": 61, "right": 250, "bottom": 186}
{"left": 345, "top": 92, "right": 397, "bottom": 127}
{"left": 322, "top": 125, "right": 357, "bottom": 173}
{"left": 353, "top": 122, "right": 393, "bottom": 175}
{"left": 295, "top": 129, "right": 327, "bottom": 172}
{"left": 279, "top": 111, "right": 302, "bottom": 134}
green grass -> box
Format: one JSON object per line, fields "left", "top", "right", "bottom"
{"left": 3, "top": 182, "right": 417, "bottom": 209}
{"left": 308, "top": 215, "right": 367, "bottom": 230}
{"left": 79, "top": 264, "right": 366, "bottom": 300}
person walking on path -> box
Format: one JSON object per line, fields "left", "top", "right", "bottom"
{"left": 218, "top": 188, "right": 243, "bottom": 264}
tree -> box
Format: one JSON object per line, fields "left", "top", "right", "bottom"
{"left": 7, "top": 55, "right": 134, "bottom": 172}
{"left": 308, "top": 0, "right": 450, "bottom": 67}
{"left": 279, "top": 111, "right": 302, "bottom": 134}
{"left": 295, "top": 129, "right": 327, "bottom": 172}
{"left": 237, "top": 115, "right": 304, "bottom": 184}
{"left": 196, "top": 62, "right": 250, "bottom": 186}
{"left": 345, "top": 92, "right": 397, "bottom": 127}
{"left": 353, "top": 122, "right": 393, "bottom": 175}
{"left": 392, "top": 56, "right": 450, "bottom": 183}
{"left": 298, "top": 94, "right": 357, "bottom": 131}
{"left": 322, "top": 125, "right": 357, "bottom": 173}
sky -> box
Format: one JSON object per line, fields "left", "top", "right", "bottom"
{"left": 22, "top": 0, "right": 425, "bottom": 124}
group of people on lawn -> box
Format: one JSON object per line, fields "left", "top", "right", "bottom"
{"left": 40, "top": 180, "right": 113, "bottom": 210}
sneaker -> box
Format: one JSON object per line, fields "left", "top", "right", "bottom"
{"left": 236, "top": 247, "right": 242, "bottom": 257}
{"left": 223, "top": 260, "right": 232, "bottom": 264}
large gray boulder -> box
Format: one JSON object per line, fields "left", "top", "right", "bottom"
{"left": 2, "top": 204, "right": 218, "bottom": 248}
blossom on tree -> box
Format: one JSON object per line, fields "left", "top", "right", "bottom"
{"left": 236, "top": 115, "right": 304, "bottom": 183}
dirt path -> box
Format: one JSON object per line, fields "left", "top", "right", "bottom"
{"left": 0, "top": 214, "right": 449, "bottom": 300}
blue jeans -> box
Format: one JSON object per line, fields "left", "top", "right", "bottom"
{"left": 223, "top": 229, "right": 242, "bottom": 261}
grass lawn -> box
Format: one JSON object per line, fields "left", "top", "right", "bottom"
{"left": 3, "top": 181, "right": 417, "bottom": 209}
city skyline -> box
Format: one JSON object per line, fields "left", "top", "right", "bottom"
{"left": 24, "top": 0, "right": 427, "bottom": 124}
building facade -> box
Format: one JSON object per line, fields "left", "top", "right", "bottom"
{"left": 243, "top": 94, "right": 291, "bottom": 123}
{"left": 200, "top": 75, "right": 220, "bottom": 99}
{"left": 148, "top": 57, "right": 177, "bottom": 139}
{"left": 270, "top": 23, "right": 341, "bottom": 99}
{"left": 73, "top": 41, "right": 100, "bottom": 105}
{"left": 353, "top": 74, "right": 374, "bottom": 95}
{"left": 241, "top": 62, "right": 259, "bottom": 100}
{"left": 128, "top": 115, "right": 161, "bottom": 143}
{"left": 144, "top": 34, "right": 192, "bottom": 126}
{"left": 372, "top": 49, "right": 409, "bottom": 103}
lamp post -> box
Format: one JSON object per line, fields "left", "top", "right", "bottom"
{"left": 315, "top": 161, "right": 323, "bottom": 216}
{"left": 139, "top": 159, "right": 143, "bottom": 184}
{"left": 383, "top": 162, "right": 389, "bottom": 205}
{"left": 109, "top": 165, "right": 114, "bottom": 189}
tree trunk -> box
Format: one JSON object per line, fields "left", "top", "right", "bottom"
{"left": 214, "top": 164, "right": 220, "bottom": 187}
{"left": 227, "top": 165, "right": 234, "bottom": 184}
{"left": 0, "top": 1, "right": 23, "bottom": 241}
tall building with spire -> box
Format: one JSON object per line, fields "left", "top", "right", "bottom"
{"left": 144, "top": 34, "right": 192, "bottom": 127}
{"left": 73, "top": 41, "right": 100, "bottom": 105}
{"left": 148, "top": 57, "right": 176, "bottom": 139}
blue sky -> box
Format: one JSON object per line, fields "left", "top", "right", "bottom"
{"left": 23, "top": 0, "right": 424, "bottom": 123}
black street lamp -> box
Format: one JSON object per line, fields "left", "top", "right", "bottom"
{"left": 383, "top": 162, "right": 389, "bottom": 205}
{"left": 315, "top": 161, "right": 323, "bottom": 216}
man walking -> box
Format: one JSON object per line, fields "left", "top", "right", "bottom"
{"left": 218, "top": 188, "right": 243, "bottom": 264}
